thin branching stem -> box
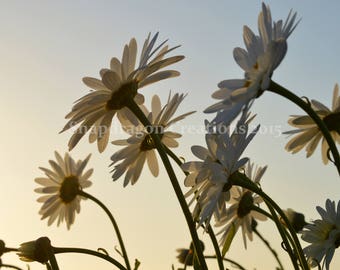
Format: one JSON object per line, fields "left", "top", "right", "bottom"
{"left": 231, "top": 172, "right": 309, "bottom": 269}
{"left": 126, "top": 99, "right": 208, "bottom": 270}
{"left": 269, "top": 80, "right": 340, "bottom": 175}
{"left": 79, "top": 190, "right": 131, "bottom": 270}
{"left": 53, "top": 247, "right": 127, "bottom": 270}
{"left": 207, "top": 225, "right": 224, "bottom": 270}
{"left": 205, "top": 255, "right": 247, "bottom": 270}
{"left": 254, "top": 227, "right": 285, "bottom": 270}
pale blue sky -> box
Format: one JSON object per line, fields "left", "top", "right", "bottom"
{"left": 1, "top": 0, "right": 340, "bottom": 269}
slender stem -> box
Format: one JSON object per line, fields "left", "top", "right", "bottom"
{"left": 166, "top": 144, "right": 224, "bottom": 270}
{"left": 269, "top": 80, "right": 340, "bottom": 175}
{"left": 126, "top": 100, "right": 208, "bottom": 270}
{"left": 3, "top": 247, "right": 18, "bottom": 253}
{"left": 0, "top": 264, "right": 24, "bottom": 270}
{"left": 164, "top": 146, "right": 185, "bottom": 169}
{"left": 251, "top": 205, "right": 273, "bottom": 220}
{"left": 253, "top": 227, "right": 285, "bottom": 270}
{"left": 78, "top": 190, "right": 131, "bottom": 270}
{"left": 46, "top": 263, "right": 52, "bottom": 270}
{"left": 48, "top": 252, "right": 60, "bottom": 270}
{"left": 265, "top": 201, "right": 299, "bottom": 270}
{"left": 206, "top": 225, "right": 224, "bottom": 270}
{"left": 231, "top": 172, "right": 309, "bottom": 269}
{"left": 53, "top": 247, "right": 127, "bottom": 270}
{"left": 261, "top": 194, "right": 308, "bottom": 269}
{"left": 204, "top": 256, "right": 247, "bottom": 270}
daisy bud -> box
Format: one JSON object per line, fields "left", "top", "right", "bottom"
{"left": 281, "top": 208, "right": 307, "bottom": 233}
{"left": 17, "top": 237, "right": 52, "bottom": 264}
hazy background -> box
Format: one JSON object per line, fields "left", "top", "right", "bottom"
{"left": 1, "top": 0, "right": 340, "bottom": 269}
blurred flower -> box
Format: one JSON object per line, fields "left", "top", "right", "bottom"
{"left": 61, "top": 33, "right": 184, "bottom": 152}
{"left": 35, "top": 152, "right": 92, "bottom": 229}
{"left": 281, "top": 208, "right": 307, "bottom": 233}
{"left": 215, "top": 162, "right": 267, "bottom": 249}
{"left": 111, "top": 93, "right": 194, "bottom": 186}
{"left": 176, "top": 241, "right": 205, "bottom": 266}
{"left": 17, "top": 237, "right": 51, "bottom": 264}
{"left": 182, "top": 107, "right": 259, "bottom": 226}
{"left": 285, "top": 84, "right": 340, "bottom": 164}
{"left": 205, "top": 3, "right": 299, "bottom": 126}
{"left": 302, "top": 199, "right": 340, "bottom": 270}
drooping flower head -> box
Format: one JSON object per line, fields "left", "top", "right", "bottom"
{"left": 282, "top": 208, "right": 307, "bottom": 233}
{"left": 205, "top": 3, "right": 299, "bottom": 126}
{"left": 17, "top": 237, "right": 52, "bottom": 264}
{"left": 35, "top": 152, "right": 92, "bottom": 229}
{"left": 182, "top": 106, "right": 259, "bottom": 226}
{"left": 61, "top": 33, "right": 184, "bottom": 152}
{"left": 111, "top": 93, "right": 194, "bottom": 186}
{"left": 302, "top": 199, "right": 340, "bottom": 270}
{"left": 285, "top": 84, "right": 340, "bottom": 164}
{"left": 215, "top": 161, "right": 267, "bottom": 249}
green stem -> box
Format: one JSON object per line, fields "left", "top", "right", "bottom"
{"left": 46, "top": 263, "right": 52, "bottom": 270}
{"left": 0, "top": 264, "right": 24, "bottom": 270}
{"left": 79, "top": 190, "right": 131, "bottom": 270}
{"left": 53, "top": 247, "right": 127, "bottom": 270}
{"left": 231, "top": 172, "right": 309, "bottom": 269}
{"left": 253, "top": 227, "right": 285, "bottom": 270}
{"left": 251, "top": 205, "right": 273, "bottom": 220}
{"left": 265, "top": 201, "right": 299, "bottom": 270}
{"left": 126, "top": 100, "right": 208, "bottom": 270}
{"left": 204, "top": 256, "right": 247, "bottom": 270}
{"left": 166, "top": 145, "right": 225, "bottom": 270}
{"left": 269, "top": 80, "right": 340, "bottom": 175}
{"left": 48, "top": 252, "right": 59, "bottom": 270}
{"left": 3, "top": 247, "right": 18, "bottom": 253}
{"left": 207, "top": 225, "right": 224, "bottom": 270}
{"left": 164, "top": 146, "right": 185, "bottom": 169}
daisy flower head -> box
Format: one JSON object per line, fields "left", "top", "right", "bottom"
{"left": 216, "top": 161, "right": 267, "bottom": 249}
{"left": 302, "top": 199, "right": 340, "bottom": 270}
{"left": 35, "top": 152, "right": 93, "bottom": 229}
{"left": 205, "top": 3, "right": 299, "bottom": 126}
{"left": 111, "top": 93, "right": 195, "bottom": 187}
{"left": 182, "top": 107, "right": 259, "bottom": 226}
{"left": 17, "top": 237, "right": 51, "bottom": 264}
{"left": 285, "top": 84, "right": 340, "bottom": 164}
{"left": 61, "top": 33, "right": 184, "bottom": 153}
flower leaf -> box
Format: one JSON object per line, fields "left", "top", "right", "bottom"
{"left": 222, "top": 223, "right": 236, "bottom": 257}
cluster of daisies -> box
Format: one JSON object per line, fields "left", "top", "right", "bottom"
{"left": 30, "top": 2, "right": 340, "bottom": 269}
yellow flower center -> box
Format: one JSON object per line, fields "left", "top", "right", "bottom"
{"left": 140, "top": 126, "right": 164, "bottom": 151}
{"left": 237, "top": 191, "right": 254, "bottom": 218}
{"left": 323, "top": 112, "right": 340, "bottom": 134}
{"left": 106, "top": 80, "right": 138, "bottom": 111}
{"left": 60, "top": 176, "right": 80, "bottom": 203}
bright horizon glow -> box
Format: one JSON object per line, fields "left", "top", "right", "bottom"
{"left": 1, "top": 0, "right": 340, "bottom": 269}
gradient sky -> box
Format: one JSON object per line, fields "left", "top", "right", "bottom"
{"left": 1, "top": 0, "right": 340, "bottom": 269}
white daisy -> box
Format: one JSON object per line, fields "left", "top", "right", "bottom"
{"left": 35, "top": 152, "right": 93, "bottom": 229}
{"left": 61, "top": 33, "right": 184, "bottom": 152}
{"left": 285, "top": 84, "right": 340, "bottom": 164}
{"left": 215, "top": 162, "right": 267, "bottom": 249}
{"left": 205, "top": 3, "right": 299, "bottom": 126}
{"left": 111, "top": 93, "right": 194, "bottom": 187}
{"left": 302, "top": 199, "right": 340, "bottom": 270}
{"left": 182, "top": 108, "right": 259, "bottom": 226}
